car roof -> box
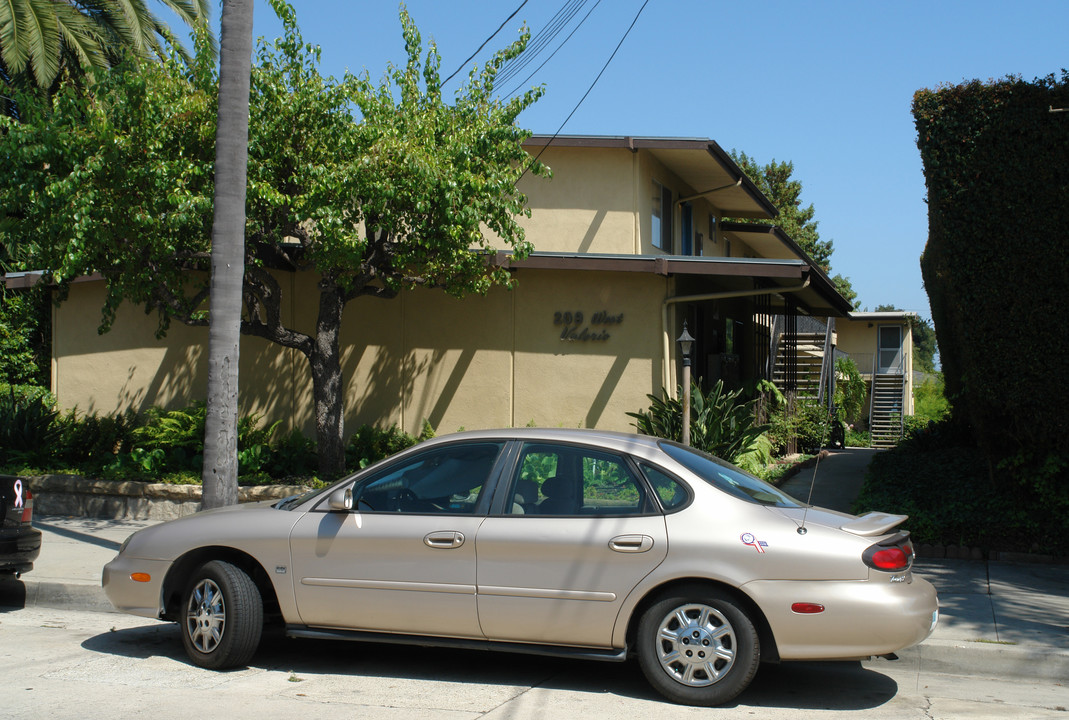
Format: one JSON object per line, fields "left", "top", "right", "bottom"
{"left": 422, "top": 427, "right": 663, "bottom": 452}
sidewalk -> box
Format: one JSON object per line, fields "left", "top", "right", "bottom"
{"left": 3, "top": 450, "right": 1067, "bottom": 683}
{"left": 780, "top": 447, "right": 1069, "bottom": 680}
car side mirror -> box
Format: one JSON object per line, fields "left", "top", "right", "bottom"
{"left": 328, "top": 486, "right": 353, "bottom": 512}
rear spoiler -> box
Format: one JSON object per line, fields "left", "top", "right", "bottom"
{"left": 840, "top": 512, "right": 908, "bottom": 537}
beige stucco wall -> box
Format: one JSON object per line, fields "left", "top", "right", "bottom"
{"left": 515, "top": 146, "right": 740, "bottom": 260}
{"left": 517, "top": 146, "right": 639, "bottom": 255}
{"left": 52, "top": 279, "right": 304, "bottom": 425}
{"left": 836, "top": 316, "right": 915, "bottom": 417}
{"left": 53, "top": 268, "right": 670, "bottom": 439}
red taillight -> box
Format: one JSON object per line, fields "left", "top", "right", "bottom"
{"left": 870, "top": 548, "right": 908, "bottom": 570}
{"left": 863, "top": 536, "right": 913, "bottom": 572}
{"left": 20, "top": 487, "right": 34, "bottom": 524}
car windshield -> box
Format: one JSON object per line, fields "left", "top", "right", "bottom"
{"left": 659, "top": 441, "right": 803, "bottom": 508}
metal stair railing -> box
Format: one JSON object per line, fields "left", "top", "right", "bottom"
{"left": 816, "top": 317, "right": 834, "bottom": 407}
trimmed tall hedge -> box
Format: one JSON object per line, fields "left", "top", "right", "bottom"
{"left": 914, "top": 72, "right": 1069, "bottom": 472}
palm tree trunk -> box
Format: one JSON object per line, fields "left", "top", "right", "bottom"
{"left": 202, "top": 0, "right": 254, "bottom": 509}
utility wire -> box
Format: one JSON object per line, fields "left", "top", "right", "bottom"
{"left": 443, "top": 0, "right": 529, "bottom": 85}
{"left": 497, "top": 0, "right": 589, "bottom": 88}
{"left": 504, "top": 0, "right": 603, "bottom": 100}
{"left": 522, "top": 0, "right": 652, "bottom": 179}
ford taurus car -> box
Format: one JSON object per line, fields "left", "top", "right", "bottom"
{"left": 1, "top": 475, "right": 41, "bottom": 577}
{"left": 103, "top": 428, "right": 938, "bottom": 706}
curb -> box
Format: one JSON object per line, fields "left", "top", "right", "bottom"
{"left": 884, "top": 638, "right": 1069, "bottom": 683}
{"left": 0, "top": 577, "right": 114, "bottom": 614}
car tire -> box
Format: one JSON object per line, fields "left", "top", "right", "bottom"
{"left": 181, "top": 560, "right": 263, "bottom": 670}
{"left": 636, "top": 586, "right": 760, "bottom": 706}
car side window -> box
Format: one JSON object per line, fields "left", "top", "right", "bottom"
{"left": 508, "top": 443, "right": 647, "bottom": 516}
{"left": 640, "top": 463, "right": 690, "bottom": 511}
{"left": 353, "top": 442, "right": 504, "bottom": 514}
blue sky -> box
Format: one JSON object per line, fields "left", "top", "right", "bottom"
{"left": 220, "top": 0, "right": 1067, "bottom": 319}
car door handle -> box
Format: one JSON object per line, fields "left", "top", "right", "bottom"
{"left": 608, "top": 534, "right": 654, "bottom": 553}
{"left": 424, "top": 531, "right": 466, "bottom": 549}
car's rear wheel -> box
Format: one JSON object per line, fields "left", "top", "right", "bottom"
{"left": 636, "top": 587, "right": 760, "bottom": 706}
{"left": 181, "top": 560, "right": 263, "bottom": 669}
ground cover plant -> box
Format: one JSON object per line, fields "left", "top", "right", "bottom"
{"left": 0, "top": 387, "right": 431, "bottom": 487}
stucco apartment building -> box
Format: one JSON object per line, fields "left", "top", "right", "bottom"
{"left": 37, "top": 135, "right": 908, "bottom": 439}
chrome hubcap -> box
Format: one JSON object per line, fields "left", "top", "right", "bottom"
{"left": 655, "top": 603, "right": 735, "bottom": 687}
{"left": 186, "top": 578, "right": 225, "bottom": 654}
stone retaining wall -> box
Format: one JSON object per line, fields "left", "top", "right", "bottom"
{"left": 25, "top": 474, "right": 311, "bottom": 521}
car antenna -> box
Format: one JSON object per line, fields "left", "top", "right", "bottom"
{"left": 797, "top": 403, "right": 835, "bottom": 535}
{"left": 796, "top": 452, "right": 820, "bottom": 535}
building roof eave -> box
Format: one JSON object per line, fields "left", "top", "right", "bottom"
{"left": 494, "top": 251, "right": 852, "bottom": 317}
{"left": 522, "top": 134, "right": 779, "bottom": 220}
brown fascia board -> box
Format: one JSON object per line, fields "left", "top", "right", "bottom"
{"left": 493, "top": 250, "right": 807, "bottom": 280}
{"left": 719, "top": 221, "right": 854, "bottom": 316}
{"left": 522, "top": 134, "right": 779, "bottom": 220}
{"left": 494, "top": 250, "right": 850, "bottom": 316}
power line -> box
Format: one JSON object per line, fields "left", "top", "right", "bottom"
{"left": 497, "top": 0, "right": 589, "bottom": 88}
{"left": 504, "top": 0, "right": 603, "bottom": 100}
{"left": 443, "top": 0, "right": 529, "bottom": 85}
{"left": 522, "top": 0, "right": 652, "bottom": 178}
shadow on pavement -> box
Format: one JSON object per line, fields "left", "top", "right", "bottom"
{"left": 82, "top": 624, "right": 898, "bottom": 710}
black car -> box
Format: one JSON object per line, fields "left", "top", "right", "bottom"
{"left": 1, "top": 475, "right": 41, "bottom": 577}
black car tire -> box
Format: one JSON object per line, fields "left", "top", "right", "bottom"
{"left": 181, "top": 560, "right": 263, "bottom": 670}
{"left": 636, "top": 586, "right": 760, "bottom": 706}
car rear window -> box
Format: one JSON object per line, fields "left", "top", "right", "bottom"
{"left": 659, "top": 441, "right": 802, "bottom": 508}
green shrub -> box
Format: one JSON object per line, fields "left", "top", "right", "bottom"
{"left": 912, "top": 374, "right": 949, "bottom": 423}
{"left": 854, "top": 417, "right": 1069, "bottom": 554}
{"left": 0, "top": 384, "right": 60, "bottom": 465}
{"left": 345, "top": 420, "right": 435, "bottom": 470}
{"left": 54, "top": 409, "right": 137, "bottom": 472}
{"left": 264, "top": 429, "right": 318, "bottom": 479}
{"left": 628, "top": 380, "right": 770, "bottom": 465}
{"left": 834, "top": 357, "right": 867, "bottom": 423}
{"left": 768, "top": 398, "right": 832, "bottom": 455}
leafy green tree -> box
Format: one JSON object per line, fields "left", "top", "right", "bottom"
{"left": 730, "top": 151, "right": 858, "bottom": 308}
{"left": 201, "top": 0, "right": 254, "bottom": 509}
{"left": 0, "top": 5, "right": 547, "bottom": 479}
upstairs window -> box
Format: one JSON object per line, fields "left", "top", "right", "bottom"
{"left": 651, "top": 181, "right": 673, "bottom": 251}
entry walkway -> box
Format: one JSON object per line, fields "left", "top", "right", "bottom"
{"left": 778, "top": 446, "right": 876, "bottom": 513}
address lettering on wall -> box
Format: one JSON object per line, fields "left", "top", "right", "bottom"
{"left": 553, "top": 310, "right": 623, "bottom": 342}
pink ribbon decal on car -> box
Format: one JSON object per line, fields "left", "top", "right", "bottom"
{"left": 13, "top": 479, "right": 23, "bottom": 508}
{"left": 741, "top": 532, "right": 767, "bottom": 553}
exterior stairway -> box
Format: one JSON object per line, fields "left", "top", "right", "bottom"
{"left": 870, "top": 373, "right": 905, "bottom": 448}
{"left": 772, "top": 331, "right": 828, "bottom": 401}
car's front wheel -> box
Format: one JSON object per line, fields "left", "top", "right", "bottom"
{"left": 181, "top": 560, "right": 263, "bottom": 670}
{"left": 636, "top": 587, "right": 760, "bottom": 706}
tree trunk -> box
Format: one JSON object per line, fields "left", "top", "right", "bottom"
{"left": 311, "top": 280, "right": 347, "bottom": 480}
{"left": 202, "top": 0, "right": 254, "bottom": 509}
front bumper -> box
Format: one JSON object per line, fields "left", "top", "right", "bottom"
{"left": 102, "top": 554, "right": 173, "bottom": 618}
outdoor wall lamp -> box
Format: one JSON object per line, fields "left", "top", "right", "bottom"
{"left": 678, "top": 321, "right": 696, "bottom": 446}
